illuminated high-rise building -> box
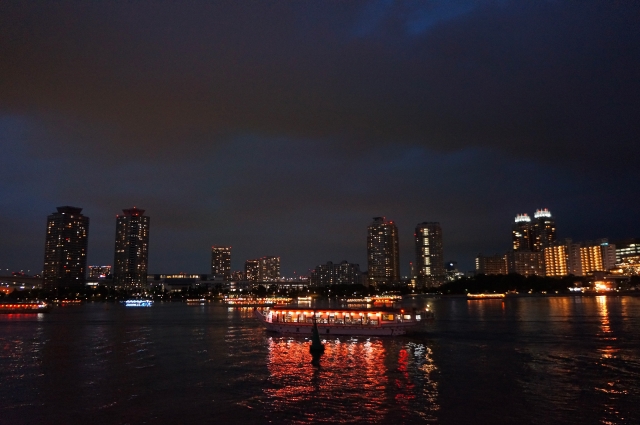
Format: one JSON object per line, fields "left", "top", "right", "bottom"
{"left": 367, "top": 217, "right": 400, "bottom": 286}
{"left": 113, "top": 208, "right": 150, "bottom": 291}
{"left": 415, "top": 222, "right": 445, "bottom": 286}
{"left": 531, "top": 209, "right": 556, "bottom": 252}
{"left": 211, "top": 246, "right": 231, "bottom": 280}
{"left": 43, "top": 206, "right": 89, "bottom": 290}
{"left": 512, "top": 214, "right": 532, "bottom": 251}
{"left": 512, "top": 209, "right": 556, "bottom": 252}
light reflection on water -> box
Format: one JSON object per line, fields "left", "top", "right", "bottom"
{"left": 261, "top": 336, "right": 438, "bottom": 424}
{"left": 0, "top": 297, "right": 639, "bottom": 424}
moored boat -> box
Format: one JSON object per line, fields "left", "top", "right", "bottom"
{"left": 467, "top": 293, "right": 506, "bottom": 300}
{"left": 254, "top": 306, "right": 433, "bottom": 336}
{"left": 0, "top": 301, "right": 50, "bottom": 313}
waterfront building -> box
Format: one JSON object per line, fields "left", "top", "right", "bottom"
{"left": 613, "top": 238, "right": 640, "bottom": 264}
{"left": 88, "top": 265, "right": 111, "bottom": 279}
{"left": 211, "top": 246, "right": 231, "bottom": 280}
{"left": 543, "top": 238, "right": 616, "bottom": 277}
{"left": 544, "top": 245, "right": 568, "bottom": 277}
{"left": 475, "top": 254, "right": 508, "bottom": 275}
{"left": 310, "top": 261, "right": 361, "bottom": 286}
{"left": 245, "top": 256, "right": 280, "bottom": 282}
{"left": 43, "top": 206, "right": 89, "bottom": 290}
{"left": 367, "top": 217, "right": 400, "bottom": 286}
{"left": 113, "top": 208, "right": 150, "bottom": 291}
{"left": 415, "top": 222, "right": 445, "bottom": 287}
{"left": 598, "top": 240, "right": 617, "bottom": 271}
{"left": 231, "top": 270, "right": 245, "bottom": 281}
{"left": 580, "top": 244, "right": 604, "bottom": 274}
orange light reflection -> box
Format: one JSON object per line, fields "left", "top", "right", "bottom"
{"left": 265, "top": 337, "right": 389, "bottom": 423}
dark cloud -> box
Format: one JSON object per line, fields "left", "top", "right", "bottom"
{"left": 1, "top": 1, "right": 639, "bottom": 274}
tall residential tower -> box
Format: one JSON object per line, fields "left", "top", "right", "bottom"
{"left": 113, "top": 208, "right": 150, "bottom": 291}
{"left": 43, "top": 206, "right": 89, "bottom": 290}
{"left": 531, "top": 208, "right": 556, "bottom": 252}
{"left": 367, "top": 217, "right": 400, "bottom": 286}
{"left": 415, "top": 222, "right": 445, "bottom": 287}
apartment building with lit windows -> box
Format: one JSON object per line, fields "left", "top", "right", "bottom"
{"left": 113, "top": 207, "right": 150, "bottom": 291}
{"left": 415, "top": 222, "right": 445, "bottom": 286}
{"left": 211, "top": 246, "right": 231, "bottom": 280}
{"left": 43, "top": 206, "right": 89, "bottom": 290}
{"left": 366, "top": 217, "right": 400, "bottom": 286}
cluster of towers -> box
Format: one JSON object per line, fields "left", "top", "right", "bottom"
{"left": 210, "top": 246, "right": 280, "bottom": 283}
{"left": 366, "top": 217, "right": 444, "bottom": 287}
{"left": 477, "top": 208, "right": 558, "bottom": 276}
{"left": 477, "top": 208, "right": 626, "bottom": 277}
{"left": 43, "top": 206, "right": 149, "bottom": 291}
{"left": 306, "top": 217, "right": 447, "bottom": 288}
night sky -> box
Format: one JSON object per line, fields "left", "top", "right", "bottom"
{"left": 1, "top": 1, "right": 639, "bottom": 276}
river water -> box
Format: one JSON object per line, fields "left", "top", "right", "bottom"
{"left": 1, "top": 296, "right": 639, "bottom": 424}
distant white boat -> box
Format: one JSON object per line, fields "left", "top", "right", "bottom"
{"left": 123, "top": 299, "right": 153, "bottom": 307}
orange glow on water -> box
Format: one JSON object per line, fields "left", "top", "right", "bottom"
{"left": 265, "top": 337, "right": 390, "bottom": 422}
{"left": 596, "top": 296, "right": 617, "bottom": 360}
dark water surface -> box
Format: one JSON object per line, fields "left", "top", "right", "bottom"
{"left": 1, "top": 296, "right": 639, "bottom": 424}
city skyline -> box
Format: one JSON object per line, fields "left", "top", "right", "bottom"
{"left": 1, "top": 204, "right": 638, "bottom": 279}
{"left": 1, "top": 2, "right": 639, "bottom": 276}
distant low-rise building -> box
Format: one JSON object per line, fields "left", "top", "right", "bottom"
{"left": 475, "top": 254, "right": 508, "bottom": 275}
{"left": 88, "top": 265, "right": 112, "bottom": 279}
{"left": 310, "top": 261, "right": 361, "bottom": 286}
{"left": 507, "top": 250, "right": 544, "bottom": 276}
